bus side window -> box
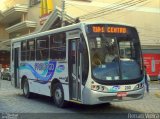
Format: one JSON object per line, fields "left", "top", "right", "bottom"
{"left": 21, "top": 41, "right": 27, "bottom": 61}
{"left": 50, "top": 32, "right": 66, "bottom": 60}
{"left": 36, "top": 35, "right": 49, "bottom": 60}
{"left": 27, "top": 39, "right": 35, "bottom": 61}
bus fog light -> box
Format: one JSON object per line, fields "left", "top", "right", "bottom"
{"left": 91, "top": 85, "right": 101, "bottom": 91}
{"left": 96, "top": 85, "right": 100, "bottom": 90}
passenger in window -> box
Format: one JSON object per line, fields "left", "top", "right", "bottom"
{"left": 105, "top": 46, "right": 117, "bottom": 63}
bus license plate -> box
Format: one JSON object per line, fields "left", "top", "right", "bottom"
{"left": 117, "top": 92, "right": 127, "bottom": 97}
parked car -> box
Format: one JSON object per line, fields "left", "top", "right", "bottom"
{"left": 1, "top": 68, "right": 11, "bottom": 81}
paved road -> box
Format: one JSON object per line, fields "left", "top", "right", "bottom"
{"left": 0, "top": 80, "right": 160, "bottom": 119}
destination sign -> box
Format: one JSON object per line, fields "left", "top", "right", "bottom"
{"left": 91, "top": 26, "right": 127, "bottom": 34}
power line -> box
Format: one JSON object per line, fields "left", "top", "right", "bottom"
{"left": 65, "top": 3, "right": 91, "bottom": 13}
{"left": 105, "top": 0, "right": 150, "bottom": 21}
{"left": 79, "top": 0, "right": 134, "bottom": 18}
{"left": 80, "top": 0, "right": 148, "bottom": 20}
{"left": 83, "top": 0, "right": 148, "bottom": 20}
{"left": 66, "top": 0, "right": 148, "bottom": 21}
{"left": 67, "top": 0, "right": 125, "bottom": 16}
{"left": 65, "top": 2, "right": 108, "bottom": 21}
{"left": 66, "top": 0, "right": 151, "bottom": 26}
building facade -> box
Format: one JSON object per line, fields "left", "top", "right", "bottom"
{"left": 0, "top": 0, "right": 160, "bottom": 78}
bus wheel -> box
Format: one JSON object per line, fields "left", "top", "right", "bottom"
{"left": 53, "top": 83, "right": 67, "bottom": 108}
{"left": 23, "top": 79, "right": 31, "bottom": 98}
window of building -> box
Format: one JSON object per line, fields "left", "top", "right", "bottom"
{"left": 21, "top": 41, "right": 27, "bottom": 61}
{"left": 27, "top": 39, "right": 35, "bottom": 61}
{"left": 50, "top": 32, "right": 66, "bottom": 60}
{"left": 30, "top": 0, "right": 41, "bottom": 6}
{"left": 36, "top": 36, "right": 49, "bottom": 60}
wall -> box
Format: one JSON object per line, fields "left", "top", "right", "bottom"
{"left": 27, "top": 3, "right": 41, "bottom": 31}
{"left": 66, "top": 0, "right": 160, "bottom": 47}
{"left": 0, "top": 24, "right": 9, "bottom": 41}
{"left": 0, "top": 0, "right": 28, "bottom": 11}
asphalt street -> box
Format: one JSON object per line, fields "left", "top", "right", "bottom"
{"left": 0, "top": 80, "right": 160, "bottom": 119}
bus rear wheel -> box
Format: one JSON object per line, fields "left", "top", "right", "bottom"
{"left": 23, "top": 79, "right": 31, "bottom": 98}
{"left": 53, "top": 83, "right": 67, "bottom": 108}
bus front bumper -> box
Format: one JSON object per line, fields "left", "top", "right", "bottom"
{"left": 82, "top": 87, "right": 145, "bottom": 105}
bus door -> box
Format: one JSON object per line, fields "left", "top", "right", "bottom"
{"left": 13, "top": 42, "right": 20, "bottom": 88}
{"left": 68, "top": 38, "right": 82, "bottom": 101}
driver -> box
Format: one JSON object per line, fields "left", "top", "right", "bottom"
{"left": 105, "top": 45, "right": 117, "bottom": 62}
{"left": 92, "top": 53, "right": 101, "bottom": 66}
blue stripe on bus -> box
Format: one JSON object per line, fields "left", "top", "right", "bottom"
{"left": 19, "top": 61, "right": 57, "bottom": 84}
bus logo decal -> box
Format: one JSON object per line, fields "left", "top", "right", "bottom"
{"left": 56, "top": 65, "right": 65, "bottom": 73}
{"left": 19, "top": 61, "right": 57, "bottom": 84}
{"left": 108, "top": 85, "right": 120, "bottom": 92}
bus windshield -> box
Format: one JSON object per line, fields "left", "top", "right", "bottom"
{"left": 86, "top": 24, "right": 143, "bottom": 84}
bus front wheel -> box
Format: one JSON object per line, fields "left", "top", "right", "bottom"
{"left": 53, "top": 83, "right": 67, "bottom": 108}
{"left": 23, "top": 79, "right": 31, "bottom": 98}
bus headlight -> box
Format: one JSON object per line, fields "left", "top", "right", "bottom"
{"left": 91, "top": 84, "right": 108, "bottom": 92}
{"left": 134, "top": 82, "right": 144, "bottom": 90}
{"left": 96, "top": 85, "right": 100, "bottom": 90}
{"left": 91, "top": 85, "right": 98, "bottom": 91}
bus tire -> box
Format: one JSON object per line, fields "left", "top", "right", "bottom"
{"left": 23, "top": 79, "right": 31, "bottom": 98}
{"left": 53, "top": 83, "right": 67, "bottom": 108}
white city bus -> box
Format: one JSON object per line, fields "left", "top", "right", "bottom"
{"left": 11, "top": 22, "right": 145, "bottom": 107}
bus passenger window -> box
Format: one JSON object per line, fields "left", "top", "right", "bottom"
{"left": 21, "top": 41, "right": 27, "bottom": 61}
{"left": 27, "top": 40, "right": 35, "bottom": 61}
{"left": 50, "top": 32, "right": 66, "bottom": 60}
{"left": 36, "top": 36, "right": 49, "bottom": 60}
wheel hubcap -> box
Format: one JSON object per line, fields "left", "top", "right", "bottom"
{"left": 24, "top": 82, "right": 28, "bottom": 95}
{"left": 55, "top": 88, "right": 62, "bottom": 104}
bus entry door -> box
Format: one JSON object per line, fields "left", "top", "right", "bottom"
{"left": 69, "top": 39, "right": 81, "bottom": 101}
{"left": 13, "top": 42, "right": 20, "bottom": 88}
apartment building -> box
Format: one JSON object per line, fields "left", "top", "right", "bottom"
{"left": 0, "top": 0, "right": 159, "bottom": 78}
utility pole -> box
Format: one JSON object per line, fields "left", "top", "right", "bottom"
{"left": 61, "top": 0, "right": 65, "bottom": 27}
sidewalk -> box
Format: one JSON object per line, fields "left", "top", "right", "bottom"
{"left": 149, "top": 81, "right": 160, "bottom": 98}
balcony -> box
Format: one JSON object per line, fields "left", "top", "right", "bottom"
{"left": 5, "top": 21, "right": 37, "bottom": 33}
{"left": 0, "top": 4, "right": 28, "bottom": 24}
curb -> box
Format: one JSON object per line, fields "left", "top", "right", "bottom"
{"left": 150, "top": 81, "right": 159, "bottom": 84}
{"left": 155, "top": 92, "right": 160, "bottom": 98}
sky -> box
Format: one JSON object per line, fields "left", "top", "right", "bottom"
{"left": 0, "top": 0, "right": 6, "bottom": 11}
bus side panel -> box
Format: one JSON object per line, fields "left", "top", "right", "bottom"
{"left": 19, "top": 61, "right": 69, "bottom": 97}
{"left": 52, "top": 62, "right": 69, "bottom": 100}
{"left": 29, "top": 80, "right": 51, "bottom": 96}
{"left": 19, "top": 61, "right": 50, "bottom": 96}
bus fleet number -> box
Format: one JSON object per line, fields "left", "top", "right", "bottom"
{"left": 125, "top": 86, "right": 131, "bottom": 91}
